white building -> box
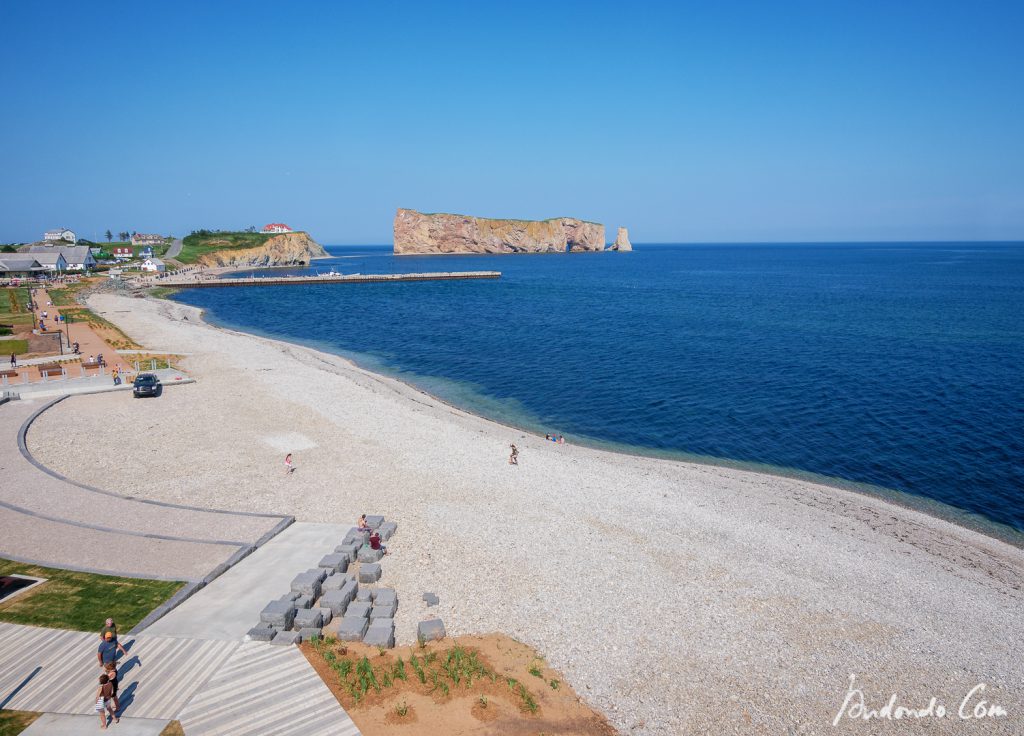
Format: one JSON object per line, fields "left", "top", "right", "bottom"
{"left": 131, "top": 233, "right": 165, "bottom": 247}
{"left": 141, "top": 257, "right": 166, "bottom": 273}
{"left": 261, "top": 223, "right": 293, "bottom": 233}
{"left": 43, "top": 228, "right": 77, "bottom": 244}
{"left": 27, "top": 245, "right": 96, "bottom": 271}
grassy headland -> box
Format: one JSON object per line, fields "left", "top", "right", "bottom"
{"left": 177, "top": 230, "right": 277, "bottom": 264}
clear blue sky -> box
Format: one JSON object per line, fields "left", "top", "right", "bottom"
{"left": 2, "top": 1, "right": 1022, "bottom": 244}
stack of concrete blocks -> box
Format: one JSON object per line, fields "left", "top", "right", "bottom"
{"left": 247, "top": 517, "right": 399, "bottom": 646}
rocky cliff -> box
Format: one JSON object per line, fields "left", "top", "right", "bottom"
{"left": 196, "top": 232, "right": 328, "bottom": 268}
{"left": 612, "top": 227, "right": 633, "bottom": 251}
{"left": 393, "top": 208, "right": 605, "bottom": 255}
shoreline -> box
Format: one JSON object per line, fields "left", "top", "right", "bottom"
{"left": 188, "top": 295, "right": 1023, "bottom": 550}
{"left": 24, "top": 291, "right": 1024, "bottom": 735}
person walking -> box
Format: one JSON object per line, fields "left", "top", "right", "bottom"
{"left": 103, "top": 660, "right": 120, "bottom": 714}
{"left": 9, "top": 353, "right": 15, "bottom": 368}
{"left": 509, "top": 444, "right": 519, "bottom": 465}
{"left": 94, "top": 673, "right": 118, "bottom": 729}
{"left": 284, "top": 453, "right": 295, "bottom": 476}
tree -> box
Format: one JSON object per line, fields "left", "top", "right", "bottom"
{"left": 105, "top": 230, "right": 112, "bottom": 242}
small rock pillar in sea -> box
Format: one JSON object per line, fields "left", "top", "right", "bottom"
{"left": 613, "top": 227, "right": 633, "bottom": 251}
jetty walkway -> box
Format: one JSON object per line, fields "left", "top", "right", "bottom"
{"left": 153, "top": 270, "right": 501, "bottom": 289}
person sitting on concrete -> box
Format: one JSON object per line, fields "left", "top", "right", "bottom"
{"left": 369, "top": 531, "right": 388, "bottom": 555}
{"left": 357, "top": 514, "right": 371, "bottom": 531}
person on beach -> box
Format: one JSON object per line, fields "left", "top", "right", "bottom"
{"left": 95, "top": 673, "right": 118, "bottom": 729}
{"left": 369, "top": 530, "right": 388, "bottom": 555}
{"left": 284, "top": 453, "right": 295, "bottom": 475}
{"left": 557, "top": 435, "right": 565, "bottom": 444}
{"left": 509, "top": 444, "right": 519, "bottom": 465}
{"left": 357, "top": 514, "right": 371, "bottom": 532}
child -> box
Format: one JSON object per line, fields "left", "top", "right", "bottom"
{"left": 95, "top": 674, "right": 118, "bottom": 729}
{"left": 284, "top": 453, "right": 295, "bottom": 476}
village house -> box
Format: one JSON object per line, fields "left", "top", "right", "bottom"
{"left": 43, "top": 227, "right": 77, "bottom": 244}
{"left": 261, "top": 223, "right": 292, "bottom": 233}
{"left": 131, "top": 233, "right": 165, "bottom": 247}
{"left": 140, "top": 246, "right": 154, "bottom": 259}
{"left": 112, "top": 246, "right": 134, "bottom": 260}
{"left": 27, "top": 245, "right": 97, "bottom": 271}
{"left": 141, "top": 257, "right": 166, "bottom": 273}
{"left": 27, "top": 251, "right": 69, "bottom": 273}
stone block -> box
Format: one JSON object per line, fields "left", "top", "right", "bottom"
{"left": 315, "top": 607, "right": 333, "bottom": 626}
{"left": 306, "top": 568, "right": 329, "bottom": 583}
{"left": 358, "top": 563, "right": 382, "bottom": 583}
{"left": 299, "top": 627, "right": 323, "bottom": 641}
{"left": 322, "top": 573, "right": 347, "bottom": 591}
{"left": 290, "top": 572, "right": 322, "bottom": 598}
{"left": 364, "top": 514, "right": 385, "bottom": 529}
{"left": 417, "top": 618, "right": 446, "bottom": 642}
{"left": 318, "top": 553, "right": 349, "bottom": 573}
{"left": 379, "top": 521, "right": 398, "bottom": 540}
{"left": 422, "top": 592, "right": 439, "bottom": 607}
{"left": 374, "top": 588, "right": 398, "bottom": 607}
{"left": 335, "top": 616, "right": 369, "bottom": 641}
{"left": 319, "top": 589, "right": 352, "bottom": 617}
{"left": 295, "top": 594, "right": 313, "bottom": 610}
{"left": 271, "top": 630, "right": 302, "bottom": 646}
{"left": 356, "top": 589, "right": 373, "bottom": 603}
{"left": 283, "top": 591, "right": 301, "bottom": 601}
{"left": 357, "top": 546, "right": 384, "bottom": 563}
{"left": 345, "top": 601, "right": 373, "bottom": 619}
{"left": 294, "top": 608, "right": 323, "bottom": 629}
{"left": 335, "top": 543, "right": 360, "bottom": 560}
{"left": 370, "top": 603, "right": 397, "bottom": 619}
{"left": 260, "top": 600, "right": 296, "bottom": 629}
{"left": 363, "top": 620, "right": 395, "bottom": 648}
{"left": 247, "top": 625, "right": 276, "bottom": 642}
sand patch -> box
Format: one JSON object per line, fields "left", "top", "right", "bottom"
{"left": 262, "top": 432, "right": 319, "bottom": 453}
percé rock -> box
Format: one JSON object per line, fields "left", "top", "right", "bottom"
{"left": 197, "top": 232, "right": 328, "bottom": 268}
{"left": 393, "top": 208, "right": 605, "bottom": 255}
{"left": 613, "top": 227, "right": 633, "bottom": 251}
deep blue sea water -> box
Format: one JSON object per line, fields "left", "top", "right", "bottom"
{"left": 173, "top": 243, "right": 1024, "bottom": 538}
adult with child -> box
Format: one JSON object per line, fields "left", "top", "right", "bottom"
{"left": 95, "top": 673, "right": 119, "bottom": 729}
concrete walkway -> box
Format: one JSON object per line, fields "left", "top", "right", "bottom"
{"left": 144, "top": 523, "right": 347, "bottom": 640}
{"left": 23, "top": 714, "right": 170, "bottom": 735}
{"left": 0, "top": 396, "right": 290, "bottom": 582}
{"left": 0, "top": 622, "right": 360, "bottom": 735}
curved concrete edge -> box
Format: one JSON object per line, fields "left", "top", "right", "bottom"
{"left": 0, "top": 550, "right": 200, "bottom": 582}
{"left": 17, "top": 395, "right": 289, "bottom": 520}
{"left": 130, "top": 515, "right": 295, "bottom": 635}
{"left": 0, "top": 496, "right": 250, "bottom": 547}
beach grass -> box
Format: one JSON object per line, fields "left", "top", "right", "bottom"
{"left": 0, "top": 710, "right": 40, "bottom": 736}
{"left": 0, "top": 557, "right": 183, "bottom": 632}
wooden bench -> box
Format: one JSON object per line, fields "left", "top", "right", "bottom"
{"left": 81, "top": 361, "right": 101, "bottom": 370}
{"left": 38, "top": 366, "right": 64, "bottom": 377}
{"left": 0, "top": 369, "right": 20, "bottom": 380}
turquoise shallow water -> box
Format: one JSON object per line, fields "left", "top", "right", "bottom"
{"left": 174, "top": 243, "right": 1024, "bottom": 540}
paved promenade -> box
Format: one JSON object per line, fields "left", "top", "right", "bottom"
{"left": 0, "top": 622, "right": 359, "bottom": 735}
{"left": 0, "top": 396, "right": 290, "bottom": 581}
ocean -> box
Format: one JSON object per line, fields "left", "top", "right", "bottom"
{"left": 172, "top": 243, "right": 1024, "bottom": 539}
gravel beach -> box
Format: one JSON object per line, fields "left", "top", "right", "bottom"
{"left": 26, "top": 293, "right": 1024, "bottom": 735}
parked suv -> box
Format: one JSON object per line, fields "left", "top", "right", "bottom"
{"left": 133, "top": 373, "right": 162, "bottom": 398}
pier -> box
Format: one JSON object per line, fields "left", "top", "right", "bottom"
{"left": 152, "top": 270, "right": 501, "bottom": 289}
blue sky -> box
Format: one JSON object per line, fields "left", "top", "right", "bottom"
{"left": 1, "top": 1, "right": 1022, "bottom": 244}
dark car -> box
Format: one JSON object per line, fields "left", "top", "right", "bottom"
{"left": 133, "top": 373, "right": 162, "bottom": 398}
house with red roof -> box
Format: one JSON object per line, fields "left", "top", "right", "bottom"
{"left": 261, "top": 223, "right": 292, "bottom": 234}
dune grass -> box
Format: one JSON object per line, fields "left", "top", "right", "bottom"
{"left": 0, "top": 710, "right": 40, "bottom": 736}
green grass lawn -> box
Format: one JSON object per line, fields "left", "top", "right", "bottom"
{"left": 177, "top": 231, "right": 277, "bottom": 264}
{"left": 0, "top": 710, "right": 40, "bottom": 736}
{"left": 1, "top": 339, "right": 29, "bottom": 355}
{"left": 1, "top": 288, "right": 33, "bottom": 327}
{"left": 0, "top": 558, "right": 183, "bottom": 632}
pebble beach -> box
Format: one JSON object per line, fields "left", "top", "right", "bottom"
{"left": 25, "top": 292, "right": 1024, "bottom": 735}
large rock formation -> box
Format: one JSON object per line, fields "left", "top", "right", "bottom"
{"left": 196, "top": 232, "right": 328, "bottom": 268}
{"left": 612, "top": 227, "right": 633, "bottom": 251}
{"left": 394, "top": 208, "right": 605, "bottom": 255}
